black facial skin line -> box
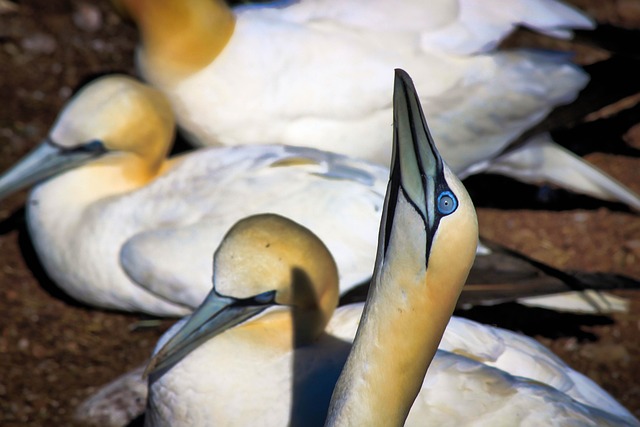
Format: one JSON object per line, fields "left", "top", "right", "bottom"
{"left": 49, "top": 138, "right": 108, "bottom": 156}
{"left": 211, "top": 288, "right": 278, "bottom": 308}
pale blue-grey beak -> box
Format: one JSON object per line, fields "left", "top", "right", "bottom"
{"left": 0, "top": 139, "right": 106, "bottom": 201}
{"left": 378, "top": 69, "right": 457, "bottom": 260}
{"left": 146, "top": 289, "right": 277, "bottom": 376}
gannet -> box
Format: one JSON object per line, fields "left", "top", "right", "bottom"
{"left": 144, "top": 70, "right": 638, "bottom": 427}
{"left": 114, "top": 0, "right": 640, "bottom": 210}
{"left": 0, "top": 75, "right": 387, "bottom": 315}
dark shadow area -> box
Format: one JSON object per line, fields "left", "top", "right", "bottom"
{"left": 464, "top": 173, "right": 632, "bottom": 212}
{"left": 289, "top": 267, "right": 352, "bottom": 427}
{"left": 513, "top": 55, "right": 640, "bottom": 142}
{"left": 0, "top": 205, "right": 26, "bottom": 235}
{"left": 575, "top": 25, "right": 640, "bottom": 59}
{"left": 338, "top": 280, "right": 370, "bottom": 307}
{"left": 126, "top": 414, "right": 145, "bottom": 427}
{"left": 289, "top": 333, "right": 351, "bottom": 427}
{"left": 551, "top": 102, "right": 640, "bottom": 158}
{"left": 169, "top": 129, "right": 198, "bottom": 156}
{"left": 455, "top": 303, "right": 614, "bottom": 341}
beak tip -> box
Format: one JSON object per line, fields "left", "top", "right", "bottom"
{"left": 394, "top": 68, "right": 409, "bottom": 81}
{"left": 393, "top": 69, "right": 413, "bottom": 96}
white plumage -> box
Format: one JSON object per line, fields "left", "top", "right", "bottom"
{"left": 119, "top": 0, "right": 640, "bottom": 209}
{"left": 147, "top": 303, "right": 638, "bottom": 426}
{"left": 114, "top": 144, "right": 387, "bottom": 309}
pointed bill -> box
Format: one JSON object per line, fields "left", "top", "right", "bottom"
{"left": 0, "top": 139, "right": 106, "bottom": 201}
{"left": 145, "top": 289, "right": 277, "bottom": 376}
{"left": 378, "top": 69, "right": 448, "bottom": 259}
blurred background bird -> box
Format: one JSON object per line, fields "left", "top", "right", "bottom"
{"left": 0, "top": 74, "right": 390, "bottom": 316}
{"left": 113, "top": 0, "right": 640, "bottom": 211}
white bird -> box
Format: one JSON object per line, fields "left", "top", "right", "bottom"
{"left": 114, "top": 0, "right": 640, "bottom": 211}
{"left": 0, "top": 75, "right": 387, "bottom": 316}
{"left": 144, "top": 71, "right": 638, "bottom": 427}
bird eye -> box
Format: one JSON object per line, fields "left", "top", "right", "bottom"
{"left": 437, "top": 191, "right": 457, "bottom": 215}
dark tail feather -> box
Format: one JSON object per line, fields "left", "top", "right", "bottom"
{"left": 457, "top": 239, "right": 640, "bottom": 311}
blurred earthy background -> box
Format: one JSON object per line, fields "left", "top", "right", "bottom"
{"left": 1, "top": 0, "right": 639, "bottom": 425}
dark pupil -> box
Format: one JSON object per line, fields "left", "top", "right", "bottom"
{"left": 438, "top": 193, "right": 456, "bottom": 214}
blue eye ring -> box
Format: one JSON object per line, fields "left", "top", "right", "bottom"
{"left": 437, "top": 191, "right": 457, "bottom": 215}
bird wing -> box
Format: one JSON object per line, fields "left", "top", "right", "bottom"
{"left": 180, "top": 7, "right": 589, "bottom": 172}
{"left": 477, "top": 134, "right": 640, "bottom": 211}
{"left": 421, "top": 0, "right": 593, "bottom": 55}
{"left": 119, "top": 145, "right": 387, "bottom": 308}
{"left": 461, "top": 239, "right": 638, "bottom": 313}
{"left": 325, "top": 304, "right": 636, "bottom": 424}
{"left": 427, "top": 51, "right": 588, "bottom": 173}
{"left": 249, "top": 0, "right": 593, "bottom": 55}
{"left": 408, "top": 349, "right": 638, "bottom": 426}
{"left": 438, "top": 316, "right": 636, "bottom": 422}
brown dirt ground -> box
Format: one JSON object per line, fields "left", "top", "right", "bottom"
{"left": 0, "top": 0, "right": 639, "bottom": 425}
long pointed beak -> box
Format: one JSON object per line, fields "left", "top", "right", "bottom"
{"left": 0, "top": 139, "right": 106, "bottom": 201}
{"left": 393, "top": 69, "right": 444, "bottom": 220}
{"left": 146, "top": 289, "right": 277, "bottom": 376}
{"left": 379, "top": 69, "right": 447, "bottom": 256}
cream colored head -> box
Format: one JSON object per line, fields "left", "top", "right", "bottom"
{"left": 113, "top": 0, "right": 235, "bottom": 81}
{"left": 214, "top": 214, "right": 340, "bottom": 343}
{"left": 146, "top": 214, "right": 340, "bottom": 375}
{"left": 50, "top": 75, "right": 175, "bottom": 180}
{"left": 0, "top": 75, "right": 175, "bottom": 201}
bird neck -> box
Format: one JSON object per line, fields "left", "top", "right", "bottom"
{"left": 94, "top": 152, "right": 169, "bottom": 188}
{"left": 325, "top": 194, "right": 471, "bottom": 426}
{"left": 127, "top": 0, "right": 235, "bottom": 83}
{"left": 35, "top": 152, "right": 171, "bottom": 223}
